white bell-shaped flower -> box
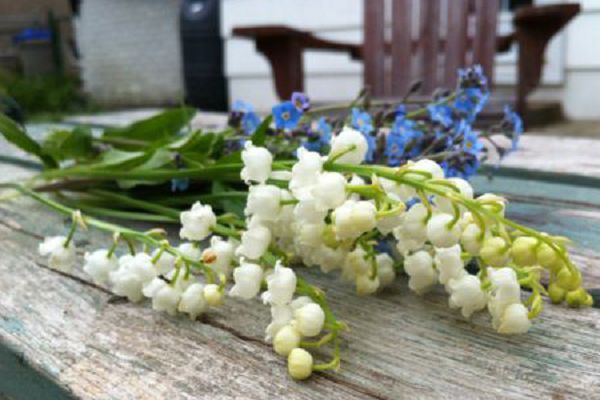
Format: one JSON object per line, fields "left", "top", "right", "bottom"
{"left": 245, "top": 184, "right": 281, "bottom": 221}
{"left": 434, "top": 245, "right": 465, "bottom": 286}
{"left": 404, "top": 250, "right": 437, "bottom": 294}
{"left": 376, "top": 253, "right": 396, "bottom": 288}
{"left": 329, "top": 126, "right": 368, "bottom": 165}
{"left": 497, "top": 303, "right": 531, "bottom": 334}
{"left": 487, "top": 267, "right": 522, "bottom": 324}
{"left": 202, "top": 236, "right": 235, "bottom": 277}
{"left": 311, "top": 172, "right": 347, "bottom": 211}
{"left": 262, "top": 261, "right": 297, "bottom": 305}
{"left": 179, "top": 201, "right": 216, "bottom": 241}
{"left": 448, "top": 274, "right": 487, "bottom": 318}
{"left": 342, "top": 246, "right": 371, "bottom": 281}
{"left": 229, "top": 261, "right": 263, "bottom": 299}
{"left": 265, "top": 304, "right": 293, "bottom": 341}
{"left": 334, "top": 200, "right": 377, "bottom": 240}
{"left": 435, "top": 178, "right": 473, "bottom": 214}
{"left": 295, "top": 222, "right": 325, "bottom": 249}
{"left": 393, "top": 227, "right": 426, "bottom": 255}
{"left": 178, "top": 283, "right": 208, "bottom": 320}
{"left": 379, "top": 177, "right": 416, "bottom": 202}
{"left": 294, "top": 302, "right": 325, "bottom": 337}
{"left": 146, "top": 279, "right": 181, "bottom": 316}
{"left": 241, "top": 141, "right": 273, "bottom": 184}
{"left": 39, "top": 236, "right": 76, "bottom": 273}
{"left": 150, "top": 248, "right": 176, "bottom": 275}
{"left": 83, "top": 249, "right": 118, "bottom": 284}
{"left": 315, "top": 245, "right": 346, "bottom": 274}
{"left": 290, "top": 148, "right": 322, "bottom": 200}
{"left": 401, "top": 203, "right": 429, "bottom": 241}
{"left": 407, "top": 159, "right": 445, "bottom": 180}
{"left": 110, "top": 253, "right": 157, "bottom": 302}
{"left": 177, "top": 242, "right": 202, "bottom": 262}
{"left": 236, "top": 222, "right": 271, "bottom": 260}
{"left": 426, "top": 213, "right": 462, "bottom": 248}
{"left": 293, "top": 198, "right": 328, "bottom": 224}
{"left": 461, "top": 223, "right": 484, "bottom": 256}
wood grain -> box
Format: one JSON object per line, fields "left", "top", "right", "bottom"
{"left": 0, "top": 182, "right": 599, "bottom": 399}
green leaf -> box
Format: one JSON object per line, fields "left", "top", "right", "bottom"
{"left": 94, "top": 149, "right": 149, "bottom": 169}
{"left": 0, "top": 113, "right": 57, "bottom": 167}
{"left": 251, "top": 115, "right": 272, "bottom": 146}
{"left": 117, "top": 149, "right": 174, "bottom": 189}
{"left": 41, "top": 126, "right": 94, "bottom": 162}
{"left": 212, "top": 180, "right": 245, "bottom": 216}
{"left": 215, "top": 150, "right": 242, "bottom": 165}
{"left": 102, "top": 107, "right": 195, "bottom": 144}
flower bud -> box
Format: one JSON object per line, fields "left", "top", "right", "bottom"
{"left": 460, "top": 223, "right": 483, "bottom": 256}
{"left": 203, "top": 284, "right": 223, "bottom": 306}
{"left": 536, "top": 242, "right": 558, "bottom": 268}
{"left": 355, "top": 274, "right": 380, "bottom": 296}
{"left": 547, "top": 283, "right": 566, "bottom": 304}
{"left": 565, "top": 287, "right": 590, "bottom": 307}
{"left": 273, "top": 325, "right": 301, "bottom": 356}
{"left": 510, "top": 236, "right": 537, "bottom": 267}
{"left": 321, "top": 225, "right": 338, "bottom": 249}
{"left": 556, "top": 267, "right": 580, "bottom": 291}
{"left": 294, "top": 303, "right": 325, "bottom": 337}
{"left": 426, "top": 213, "right": 461, "bottom": 248}
{"left": 288, "top": 348, "right": 313, "bottom": 380}
{"left": 480, "top": 237, "right": 510, "bottom": 268}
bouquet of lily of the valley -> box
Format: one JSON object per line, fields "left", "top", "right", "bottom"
{"left": 0, "top": 66, "right": 591, "bottom": 381}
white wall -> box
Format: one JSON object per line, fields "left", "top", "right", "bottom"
{"left": 563, "top": 1, "right": 600, "bottom": 119}
{"left": 223, "top": 0, "right": 600, "bottom": 120}
{"left": 77, "top": 0, "right": 184, "bottom": 107}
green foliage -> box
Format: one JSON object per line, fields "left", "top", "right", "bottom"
{"left": 251, "top": 115, "right": 273, "bottom": 146}
{"left": 41, "top": 126, "right": 94, "bottom": 162}
{"left": 0, "top": 112, "right": 56, "bottom": 167}
{"left": 102, "top": 107, "right": 196, "bottom": 148}
{"left": 0, "top": 69, "right": 86, "bottom": 117}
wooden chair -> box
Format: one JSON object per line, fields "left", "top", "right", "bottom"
{"left": 233, "top": 0, "right": 580, "bottom": 122}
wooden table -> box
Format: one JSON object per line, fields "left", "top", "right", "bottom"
{"left": 1, "top": 135, "right": 599, "bottom": 399}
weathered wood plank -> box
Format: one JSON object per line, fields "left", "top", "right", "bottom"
{"left": 486, "top": 135, "right": 600, "bottom": 178}
{"left": 1, "top": 189, "right": 600, "bottom": 399}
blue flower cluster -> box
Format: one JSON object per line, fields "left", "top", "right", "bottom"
{"left": 228, "top": 65, "right": 524, "bottom": 181}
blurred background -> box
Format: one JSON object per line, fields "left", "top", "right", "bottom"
{"left": 0, "top": 0, "right": 598, "bottom": 135}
